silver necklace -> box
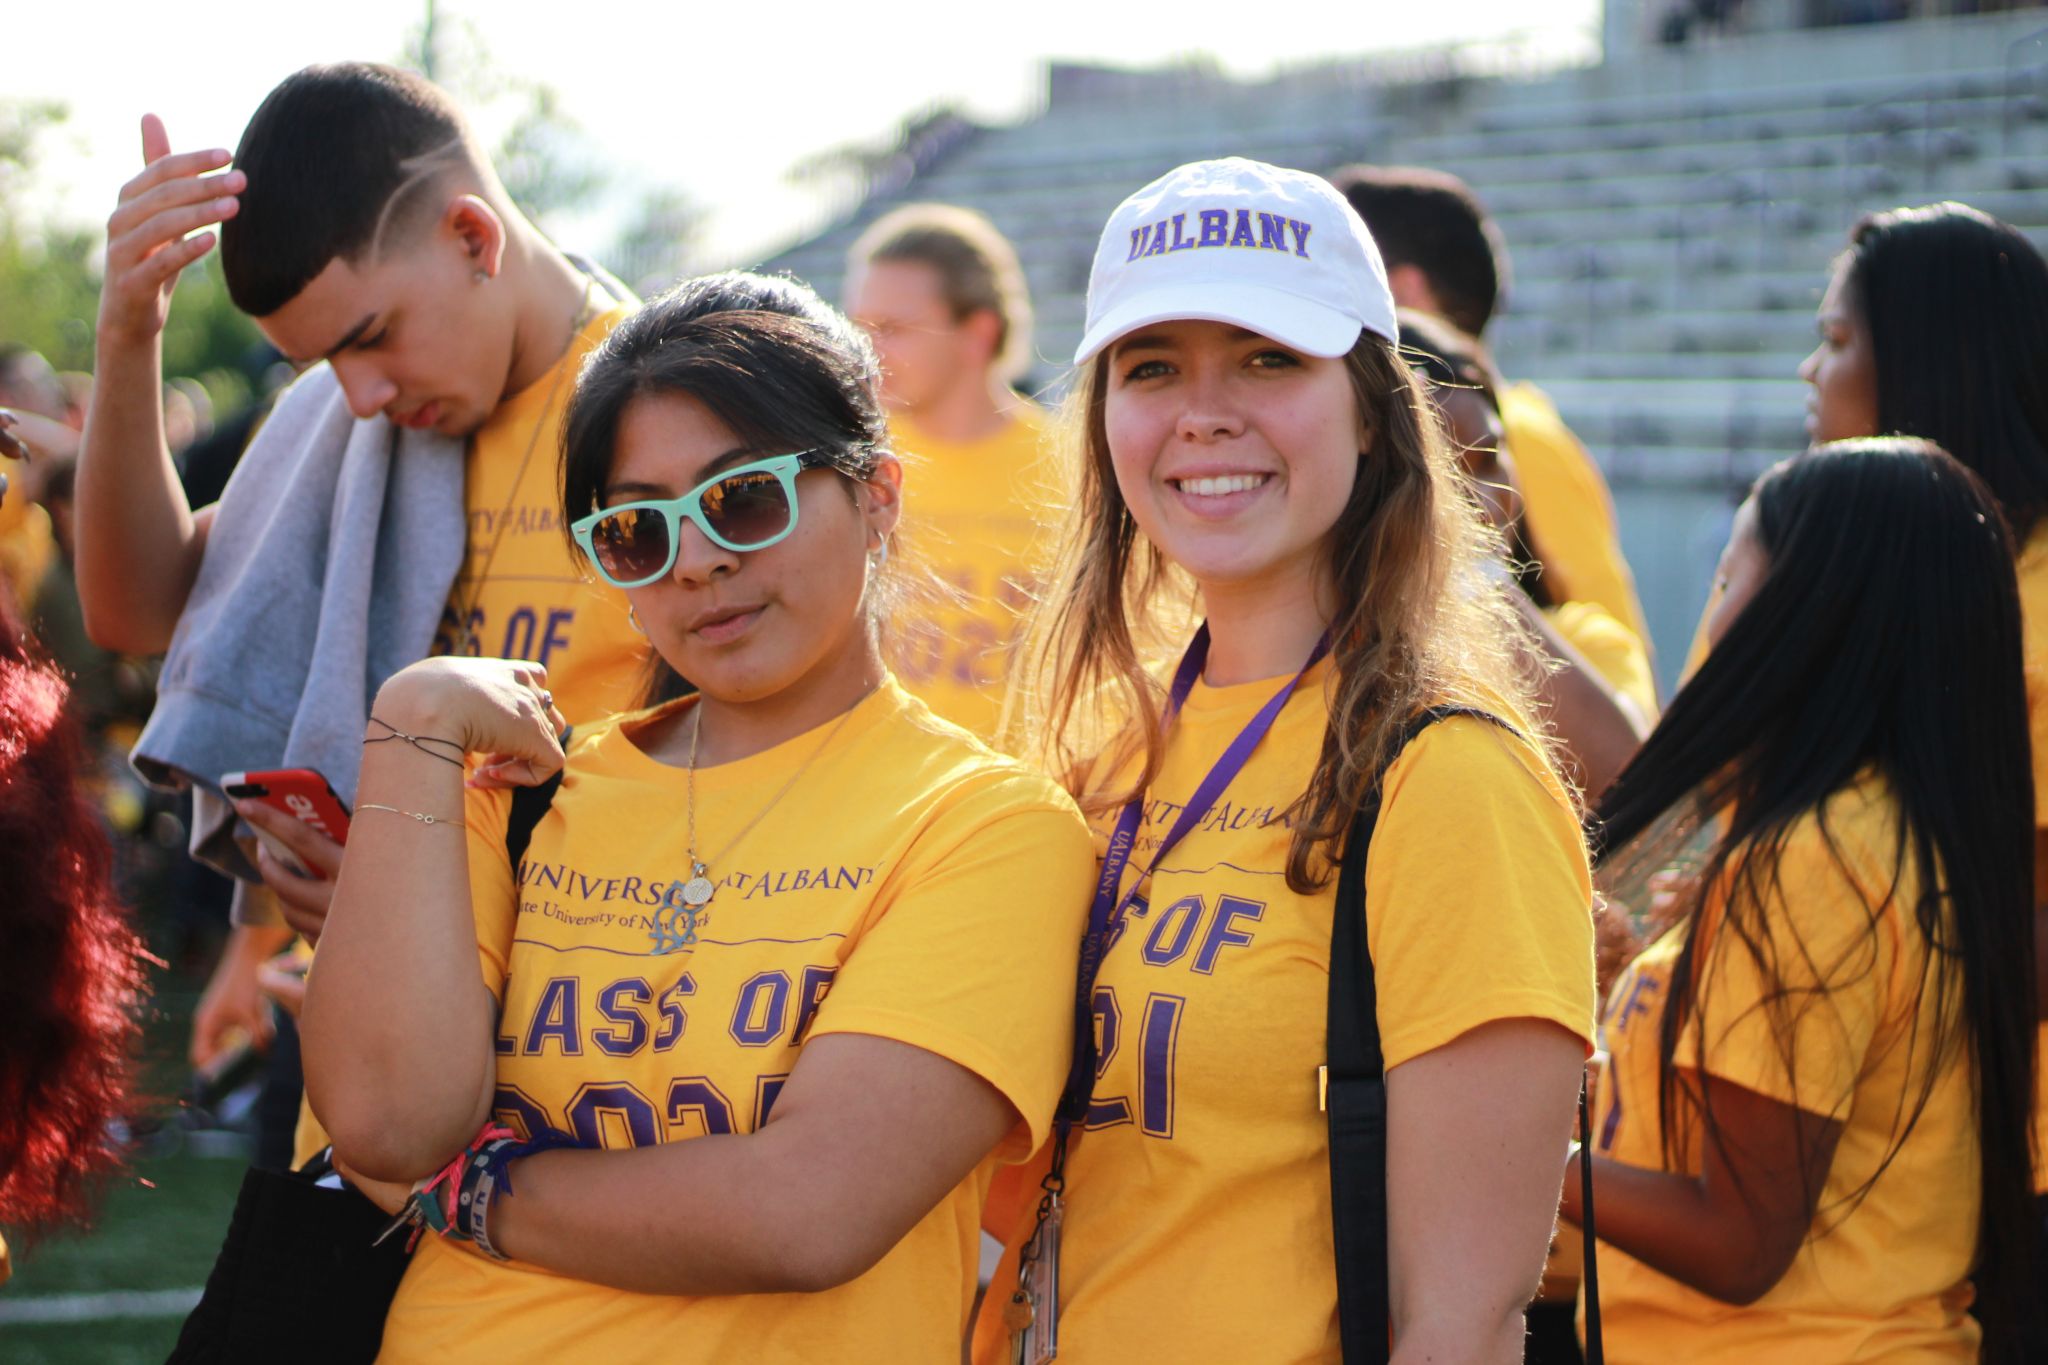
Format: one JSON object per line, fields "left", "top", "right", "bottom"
{"left": 674, "top": 691, "right": 872, "bottom": 913}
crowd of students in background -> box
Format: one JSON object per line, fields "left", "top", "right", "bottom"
{"left": 0, "top": 57, "right": 2042, "bottom": 1365}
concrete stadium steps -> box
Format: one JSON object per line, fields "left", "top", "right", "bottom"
{"left": 753, "top": 9, "right": 2048, "bottom": 676}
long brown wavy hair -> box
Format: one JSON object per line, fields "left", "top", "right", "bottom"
{"left": 1025, "top": 331, "right": 1557, "bottom": 892}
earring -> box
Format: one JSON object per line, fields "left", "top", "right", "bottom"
{"left": 870, "top": 535, "right": 891, "bottom": 570}
{"left": 627, "top": 603, "right": 646, "bottom": 636}
{"left": 472, "top": 268, "right": 490, "bottom": 284}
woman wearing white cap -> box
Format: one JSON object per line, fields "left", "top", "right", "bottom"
{"left": 975, "top": 159, "right": 1596, "bottom": 1363}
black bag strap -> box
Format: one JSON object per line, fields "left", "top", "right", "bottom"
{"left": 504, "top": 730, "right": 570, "bottom": 871}
{"left": 1326, "top": 706, "right": 1602, "bottom": 1363}
{"left": 1579, "top": 1084, "right": 1605, "bottom": 1364}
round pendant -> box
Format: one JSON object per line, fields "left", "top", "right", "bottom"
{"left": 682, "top": 876, "right": 716, "bottom": 906}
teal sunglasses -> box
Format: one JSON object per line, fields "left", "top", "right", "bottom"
{"left": 572, "top": 451, "right": 848, "bottom": 588}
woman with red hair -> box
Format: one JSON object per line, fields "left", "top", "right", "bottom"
{"left": 0, "top": 431, "right": 147, "bottom": 1270}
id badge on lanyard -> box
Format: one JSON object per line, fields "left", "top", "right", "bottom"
{"left": 1007, "top": 624, "right": 1327, "bottom": 1363}
{"left": 1007, "top": 1189, "right": 1063, "bottom": 1364}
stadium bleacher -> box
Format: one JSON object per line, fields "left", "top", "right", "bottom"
{"left": 758, "top": 8, "right": 2048, "bottom": 681}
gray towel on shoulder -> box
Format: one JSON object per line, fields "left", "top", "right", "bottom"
{"left": 131, "top": 362, "right": 466, "bottom": 891}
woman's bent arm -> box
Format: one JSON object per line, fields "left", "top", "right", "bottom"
{"left": 488, "top": 1032, "right": 1020, "bottom": 1295}
{"left": 1559, "top": 1071, "right": 1841, "bottom": 1305}
{"left": 1385, "top": 1017, "right": 1586, "bottom": 1365}
{"left": 300, "top": 670, "right": 550, "bottom": 1179}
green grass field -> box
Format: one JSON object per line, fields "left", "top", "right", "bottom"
{"left": 1, "top": 971, "right": 254, "bottom": 1365}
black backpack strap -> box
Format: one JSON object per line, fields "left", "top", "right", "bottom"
{"left": 1326, "top": 705, "right": 1512, "bottom": 1362}
{"left": 504, "top": 730, "right": 570, "bottom": 872}
{"left": 1579, "top": 1085, "right": 1605, "bottom": 1364}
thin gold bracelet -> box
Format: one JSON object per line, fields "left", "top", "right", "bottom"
{"left": 357, "top": 802, "right": 462, "bottom": 827}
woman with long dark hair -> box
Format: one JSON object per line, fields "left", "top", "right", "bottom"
{"left": 1567, "top": 439, "right": 2039, "bottom": 1361}
{"left": 1797, "top": 201, "right": 2048, "bottom": 1336}
{"left": 1805, "top": 204, "right": 2048, "bottom": 524}
{"left": 299, "top": 276, "right": 1095, "bottom": 1361}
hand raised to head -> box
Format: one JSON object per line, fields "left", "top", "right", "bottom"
{"left": 96, "top": 115, "right": 246, "bottom": 349}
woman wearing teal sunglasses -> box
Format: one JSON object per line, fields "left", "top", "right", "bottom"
{"left": 572, "top": 448, "right": 849, "bottom": 577}
{"left": 301, "top": 273, "right": 1095, "bottom": 1363}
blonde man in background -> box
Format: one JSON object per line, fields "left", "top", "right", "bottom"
{"left": 845, "top": 204, "right": 1060, "bottom": 742}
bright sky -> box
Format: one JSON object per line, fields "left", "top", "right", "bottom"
{"left": 14, "top": 0, "right": 1600, "bottom": 266}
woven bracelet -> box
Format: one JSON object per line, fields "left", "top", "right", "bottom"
{"left": 454, "top": 1128, "right": 582, "bottom": 1261}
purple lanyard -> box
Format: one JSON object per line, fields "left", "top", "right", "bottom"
{"left": 1057, "top": 623, "right": 1330, "bottom": 1126}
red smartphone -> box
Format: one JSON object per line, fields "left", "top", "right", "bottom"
{"left": 223, "top": 767, "right": 351, "bottom": 877}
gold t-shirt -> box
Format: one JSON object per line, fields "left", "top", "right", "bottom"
{"left": 1589, "top": 775, "right": 1982, "bottom": 1361}
{"left": 884, "top": 407, "right": 1063, "bottom": 744}
{"left": 294, "top": 302, "right": 651, "bottom": 1169}
{"left": 975, "top": 664, "right": 1596, "bottom": 1362}
{"left": 1690, "top": 521, "right": 2046, "bottom": 1190}
{"left": 377, "top": 681, "right": 1094, "bottom": 1363}
{"left": 1550, "top": 598, "right": 1660, "bottom": 720}
{"left": 0, "top": 466, "right": 54, "bottom": 616}
{"left": 433, "top": 301, "right": 646, "bottom": 721}
{"left": 2015, "top": 524, "right": 2048, "bottom": 1189}
{"left": 1503, "top": 382, "right": 1651, "bottom": 650}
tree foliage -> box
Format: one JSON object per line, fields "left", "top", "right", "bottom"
{"left": 398, "top": 9, "right": 613, "bottom": 234}
{"left": 610, "top": 186, "right": 708, "bottom": 296}
{"left": 0, "top": 100, "right": 261, "bottom": 411}
{"left": 0, "top": 11, "right": 707, "bottom": 415}
{"left": 399, "top": 6, "right": 701, "bottom": 288}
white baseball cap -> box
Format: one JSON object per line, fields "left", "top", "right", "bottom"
{"left": 1074, "top": 157, "right": 1398, "bottom": 366}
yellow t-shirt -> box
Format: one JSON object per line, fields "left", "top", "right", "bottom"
{"left": 1691, "top": 523, "right": 2046, "bottom": 1189}
{"left": 1550, "top": 598, "right": 1660, "bottom": 721}
{"left": 974, "top": 665, "right": 1596, "bottom": 1363}
{"left": 0, "top": 467, "right": 55, "bottom": 616}
{"left": 884, "top": 407, "right": 1063, "bottom": 744}
{"left": 1503, "top": 383, "right": 1651, "bottom": 650}
{"left": 2015, "top": 525, "right": 2048, "bottom": 1190}
{"left": 376, "top": 680, "right": 1094, "bottom": 1364}
{"left": 1589, "top": 775, "right": 1981, "bottom": 1362}
{"left": 293, "top": 302, "right": 652, "bottom": 1169}
{"left": 433, "top": 301, "right": 646, "bottom": 722}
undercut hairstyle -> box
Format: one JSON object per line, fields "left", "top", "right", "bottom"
{"left": 848, "top": 203, "right": 1034, "bottom": 381}
{"left": 560, "top": 272, "right": 895, "bottom": 703}
{"left": 221, "top": 62, "right": 478, "bottom": 317}
{"left": 1841, "top": 201, "right": 2048, "bottom": 543}
{"left": 1592, "top": 440, "right": 2039, "bottom": 1357}
{"left": 1329, "top": 165, "right": 1509, "bottom": 338}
